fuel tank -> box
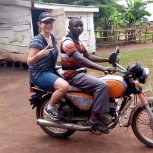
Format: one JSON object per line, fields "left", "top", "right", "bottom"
{"left": 99, "top": 75, "right": 127, "bottom": 98}
{"left": 65, "top": 75, "right": 127, "bottom": 111}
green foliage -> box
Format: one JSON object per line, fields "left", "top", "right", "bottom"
{"left": 40, "top": 0, "right": 111, "bottom": 5}
{"left": 33, "top": 0, "right": 153, "bottom": 30}
{"left": 112, "top": 0, "right": 153, "bottom": 28}
{"left": 52, "top": 0, "right": 115, "bottom": 6}
{"left": 94, "top": 2, "right": 122, "bottom": 30}
{"left": 39, "top": 0, "right": 72, "bottom": 4}
{"left": 35, "top": 0, "right": 119, "bottom": 30}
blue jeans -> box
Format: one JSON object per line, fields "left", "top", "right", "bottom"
{"left": 32, "top": 72, "right": 59, "bottom": 90}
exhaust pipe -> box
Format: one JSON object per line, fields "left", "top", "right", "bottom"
{"left": 37, "top": 119, "right": 91, "bottom": 131}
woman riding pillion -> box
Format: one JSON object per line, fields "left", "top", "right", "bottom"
{"left": 27, "top": 12, "right": 69, "bottom": 120}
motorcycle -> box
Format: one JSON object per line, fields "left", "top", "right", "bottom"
{"left": 29, "top": 47, "right": 153, "bottom": 148}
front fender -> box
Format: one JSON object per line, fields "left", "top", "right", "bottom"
{"left": 128, "top": 97, "right": 153, "bottom": 126}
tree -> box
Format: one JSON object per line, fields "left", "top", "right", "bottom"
{"left": 37, "top": 0, "right": 119, "bottom": 30}
{"left": 110, "top": 0, "right": 153, "bottom": 41}
{"left": 34, "top": 0, "right": 120, "bottom": 40}
{"left": 113, "top": 0, "right": 152, "bottom": 28}
{"left": 94, "top": 2, "right": 122, "bottom": 29}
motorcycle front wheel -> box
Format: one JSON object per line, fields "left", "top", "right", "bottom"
{"left": 132, "top": 102, "right": 153, "bottom": 148}
{"left": 36, "top": 100, "right": 75, "bottom": 138}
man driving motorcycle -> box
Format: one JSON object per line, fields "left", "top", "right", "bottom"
{"left": 60, "top": 17, "right": 115, "bottom": 134}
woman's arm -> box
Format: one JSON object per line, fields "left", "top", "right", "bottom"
{"left": 27, "top": 45, "right": 51, "bottom": 66}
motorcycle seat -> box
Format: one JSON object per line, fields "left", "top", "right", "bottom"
{"left": 68, "top": 86, "right": 82, "bottom": 92}
{"left": 30, "top": 83, "right": 82, "bottom": 93}
{"left": 30, "top": 83, "right": 53, "bottom": 93}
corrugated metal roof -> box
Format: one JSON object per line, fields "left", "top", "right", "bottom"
{"left": 34, "top": 1, "right": 99, "bottom": 13}
{"left": 0, "top": 0, "right": 99, "bottom": 13}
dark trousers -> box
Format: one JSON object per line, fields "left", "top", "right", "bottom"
{"left": 67, "top": 73, "right": 110, "bottom": 113}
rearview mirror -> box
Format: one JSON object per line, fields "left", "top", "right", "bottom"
{"left": 109, "top": 53, "right": 117, "bottom": 66}
{"left": 109, "top": 46, "right": 120, "bottom": 66}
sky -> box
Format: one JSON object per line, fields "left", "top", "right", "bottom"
{"left": 146, "top": 3, "right": 153, "bottom": 21}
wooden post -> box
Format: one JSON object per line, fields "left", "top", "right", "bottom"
{"left": 12, "top": 61, "right": 15, "bottom": 68}
{"left": 4, "top": 60, "right": 7, "bottom": 68}
{"left": 0, "top": 60, "right": 4, "bottom": 67}
{"left": 138, "top": 29, "right": 141, "bottom": 43}
{"left": 144, "top": 26, "right": 147, "bottom": 43}
{"left": 20, "top": 62, "right": 23, "bottom": 70}
{"left": 115, "top": 30, "right": 117, "bottom": 44}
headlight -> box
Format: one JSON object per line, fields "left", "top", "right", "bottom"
{"left": 139, "top": 68, "right": 149, "bottom": 84}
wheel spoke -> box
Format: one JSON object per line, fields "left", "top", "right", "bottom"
{"left": 137, "top": 117, "right": 149, "bottom": 125}
{"left": 138, "top": 124, "right": 149, "bottom": 134}
{"left": 40, "top": 102, "right": 69, "bottom": 134}
{"left": 142, "top": 125, "right": 150, "bottom": 137}
{"left": 135, "top": 107, "right": 153, "bottom": 144}
{"left": 139, "top": 114, "right": 150, "bottom": 124}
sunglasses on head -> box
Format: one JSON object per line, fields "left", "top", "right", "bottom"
{"left": 41, "top": 20, "right": 54, "bottom": 24}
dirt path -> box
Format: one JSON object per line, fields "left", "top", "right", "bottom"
{"left": 0, "top": 68, "right": 153, "bottom": 153}
{"left": 97, "top": 42, "right": 153, "bottom": 53}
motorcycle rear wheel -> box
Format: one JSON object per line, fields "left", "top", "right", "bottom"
{"left": 36, "top": 100, "right": 75, "bottom": 138}
{"left": 132, "top": 103, "right": 153, "bottom": 148}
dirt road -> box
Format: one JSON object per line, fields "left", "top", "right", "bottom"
{"left": 97, "top": 42, "right": 153, "bottom": 53}
{"left": 0, "top": 68, "right": 152, "bottom": 153}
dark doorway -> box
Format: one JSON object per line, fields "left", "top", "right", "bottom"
{"left": 31, "top": 9, "right": 46, "bottom": 36}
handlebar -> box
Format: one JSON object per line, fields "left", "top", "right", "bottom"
{"left": 104, "top": 71, "right": 115, "bottom": 75}
{"left": 104, "top": 64, "right": 126, "bottom": 75}
{"left": 108, "top": 46, "right": 127, "bottom": 74}
{"left": 104, "top": 46, "right": 128, "bottom": 75}
{"left": 115, "top": 63, "right": 127, "bottom": 72}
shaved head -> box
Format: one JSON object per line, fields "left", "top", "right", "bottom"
{"left": 69, "top": 17, "right": 81, "bottom": 27}
{"left": 68, "top": 17, "right": 83, "bottom": 37}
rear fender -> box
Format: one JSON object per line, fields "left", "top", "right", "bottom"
{"left": 29, "top": 93, "right": 51, "bottom": 109}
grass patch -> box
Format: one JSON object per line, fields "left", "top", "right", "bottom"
{"left": 97, "top": 48, "right": 153, "bottom": 67}
{"left": 95, "top": 48, "right": 153, "bottom": 96}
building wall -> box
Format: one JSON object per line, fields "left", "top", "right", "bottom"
{"left": 65, "top": 12, "right": 96, "bottom": 53}
{"left": 0, "top": 5, "right": 32, "bottom": 62}
{"left": 0, "top": 4, "right": 97, "bottom": 63}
